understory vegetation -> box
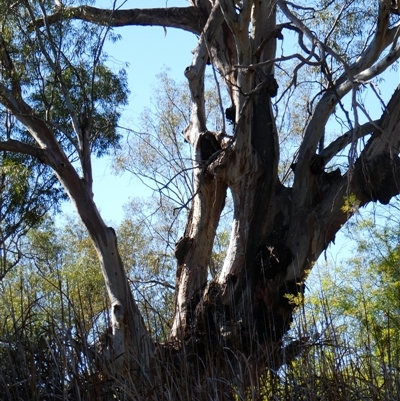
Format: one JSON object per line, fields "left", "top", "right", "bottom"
{"left": 1, "top": 205, "right": 400, "bottom": 400}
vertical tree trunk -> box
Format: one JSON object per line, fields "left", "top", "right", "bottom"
{"left": 53, "top": 157, "right": 155, "bottom": 377}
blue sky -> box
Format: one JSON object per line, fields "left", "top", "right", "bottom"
{"left": 62, "top": 0, "right": 197, "bottom": 222}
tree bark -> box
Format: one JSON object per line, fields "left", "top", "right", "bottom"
{"left": 0, "top": 41, "right": 154, "bottom": 379}
{"left": 163, "top": 0, "right": 400, "bottom": 383}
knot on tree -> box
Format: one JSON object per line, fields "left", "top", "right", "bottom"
{"left": 309, "top": 154, "right": 342, "bottom": 204}
{"left": 358, "top": 152, "right": 400, "bottom": 204}
{"left": 199, "top": 131, "right": 222, "bottom": 163}
{"left": 225, "top": 105, "right": 236, "bottom": 124}
{"left": 310, "top": 154, "right": 325, "bottom": 175}
{"left": 184, "top": 65, "right": 197, "bottom": 80}
{"left": 264, "top": 74, "right": 279, "bottom": 98}
{"left": 274, "top": 27, "right": 284, "bottom": 40}
{"left": 174, "top": 235, "right": 193, "bottom": 265}
{"left": 256, "top": 70, "right": 279, "bottom": 98}
{"left": 255, "top": 239, "right": 293, "bottom": 281}
{"left": 392, "top": 0, "right": 400, "bottom": 14}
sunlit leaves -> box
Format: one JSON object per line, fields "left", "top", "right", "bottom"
{"left": 0, "top": 0, "right": 129, "bottom": 161}
{"left": 0, "top": 152, "right": 64, "bottom": 280}
{"left": 302, "top": 210, "right": 400, "bottom": 371}
{"left": 29, "top": 62, "right": 129, "bottom": 157}
{"left": 285, "top": 216, "right": 400, "bottom": 397}
{"left": 0, "top": 205, "right": 178, "bottom": 343}
{"left": 0, "top": 0, "right": 129, "bottom": 277}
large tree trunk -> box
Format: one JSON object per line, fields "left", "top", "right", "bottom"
{"left": 165, "top": 0, "right": 400, "bottom": 387}
{"left": 55, "top": 163, "right": 155, "bottom": 377}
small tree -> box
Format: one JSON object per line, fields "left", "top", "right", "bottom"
{"left": 281, "top": 213, "right": 400, "bottom": 399}
{"left": 2, "top": 0, "right": 400, "bottom": 397}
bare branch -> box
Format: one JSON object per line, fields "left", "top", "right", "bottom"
{"left": 129, "top": 278, "right": 175, "bottom": 291}
{"left": 0, "top": 139, "right": 46, "bottom": 159}
{"left": 30, "top": 5, "right": 203, "bottom": 35}
{"left": 254, "top": 23, "right": 288, "bottom": 60}
{"left": 235, "top": 52, "right": 322, "bottom": 71}
{"left": 319, "top": 121, "right": 377, "bottom": 165}
{"left": 289, "top": 9, "right": 400, "bottom": 214}
{"left": 277, "top": 0, "right": 327, "bottom": 64}
{"left": 337, "top": 1, "right": 393, "bottom": 84}
{"left": 184, "top": 2, "right": 224, "bottom": 144}
{"left": 349, "top": 43, "right": 400, "bottom": 85}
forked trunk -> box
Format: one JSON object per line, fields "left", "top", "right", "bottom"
{"left": 166, "top": 0, "right": 400, "bottom": 390}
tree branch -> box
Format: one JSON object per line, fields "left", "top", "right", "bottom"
{"left": 291, "top": 33, "right": 400, "bottom": 216}
{"left": 0, "top": 139, "right": 46, "bottom": 160}
{"left": 30, "top": 6, "right": 203, "bottom": 35}
{"left": 286, "top": 86, "right": 400, "bottom": 280}
{"left": 336, "top": 1, "right": 394, "bottom": 84}
{"left": 129, "top": 278, "right": 175, "bottom": 291}
{"left": 319, "top": 121, "right": 377, "bottom": 165}
{"left": 184, "top": 2, "right": 224, "bottom": 144}
{"left": 0, "top": 82, "right": 60, "bottom": 153}
{"left": 340, "top": 88, "right": 400, "bottom": 205}
{"left": 361, "top": 85, "right": 400, "bottom": 160}
{"left": 355, "top": 152, "right": 400, "bottom": 205}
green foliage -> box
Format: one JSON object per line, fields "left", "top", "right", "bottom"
{"left": 241, "top": 212, "right": 400, "bottom": 400}
{"left": 0, "top": 151, "right": 64, "bottom": 280}
{"left": 0, "top": 0, "right": 128, "bottom": 279}
{"left": 0, "top": 204, "right": 177, "bottom": 350}
{"left": 29, "top": 62, "right": 128, "bottom": 158}
{"left": 116, "top": 72, "right": 233, "bottom": 282}
{"left": 116, "top": 71, "right": 227, "bottom": 208}
{"left": 116, "top": 71, "right": 194, "bottom": 208}
{"left": 341, "top": 193, "right": 360, "bottom": 214}
{"left": 292, "top": 0, "right": 377, "bottom": 64}
{"left": 0, "top": 216, "right": 111, "bottom": 400}
{"left": 2, "top": 1, "right": 399, "bottom": 398}
{"left": 0, "top": 0, "right": 129, "bottom": 160}
{"left": 278, "top": 211, "right": 400, "bottom": 400}
{"left": 118, "top": 197, "right": 180, "bottom": 337}
{"left": 0, "top": 218, "right": 107, "bottom": 331}
{"left": 0, "top": 211, "right": 177, "bottom": 398}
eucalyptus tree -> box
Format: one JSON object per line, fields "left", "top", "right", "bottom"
{"left": 2, "top": 0, "right": 400, "bottom": 397}
{"left": 0, "top": 150, "right": 63, "bottom": 280}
